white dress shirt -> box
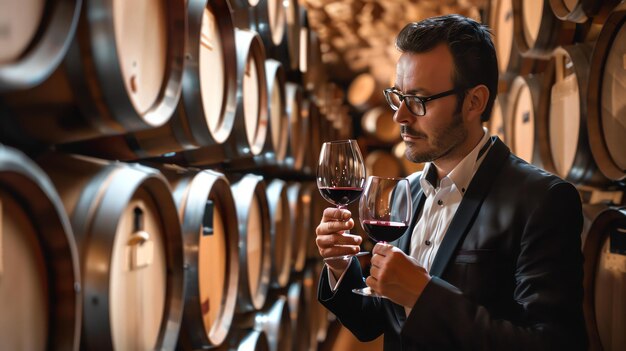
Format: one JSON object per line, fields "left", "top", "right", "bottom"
{"left": 327, "top": 128, "right": 492, "bottom": 311}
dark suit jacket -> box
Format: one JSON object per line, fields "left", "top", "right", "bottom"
{"left": 318, "top": 137, "right": 587, "bottom": 350}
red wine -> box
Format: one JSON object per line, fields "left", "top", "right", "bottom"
{"left": 362, "top": 220, "right": 408, "bottom": 242}
{"left": 319, "top": 187, "right": 363, "bottom": 207}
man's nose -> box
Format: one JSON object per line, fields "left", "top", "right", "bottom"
{"left": 392, "top": 101, "right": 415, "bottom": 125}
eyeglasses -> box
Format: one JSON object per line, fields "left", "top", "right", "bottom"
{"left": 383, "top": 87, "right": 462, "bottom": 116}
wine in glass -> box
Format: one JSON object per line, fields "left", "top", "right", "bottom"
{"left": 316, "top": 139, "right": 366, "bottom": 261}
{"left": 352, "top": 176, "right": 412, "bottom": 297}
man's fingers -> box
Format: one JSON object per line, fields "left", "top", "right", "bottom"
{"left": 316, "top": 233, "right": 362, "bottom": 247}
{"left": 322, "top": 207, "right": 351, "bottom": 222}
{"left": 372, "top": 242, "right": 392, "bottom": 255}
{"left": 320, "top": 245, "right": 360, "bottom": 259}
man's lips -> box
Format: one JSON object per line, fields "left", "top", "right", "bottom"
{"left": 401, "top": 133, "right": 425, "bottom": 141}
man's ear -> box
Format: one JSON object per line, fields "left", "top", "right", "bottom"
{"left": 464, "top": 84, "right": 489, "bottom": 122}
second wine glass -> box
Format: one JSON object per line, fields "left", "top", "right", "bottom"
{"left": 352, "top": 176, "right": 413, "bottom": 297}
{"left": 316, "top": 139, "right": 366, "bottom": 261}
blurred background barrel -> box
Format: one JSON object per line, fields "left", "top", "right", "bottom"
{"left": 512, "top": 0, "right": 574, "bottom": 59}
{"left": 217, "top": 329, "right": 270, "bottom": 351}
{"left": 361, "top": 107, "right": 400, "bottom": 145}
{"left": 0, "top": 0, "right": 185, "bottom": 147}
{"left": 582, "top": 204, "right": 626, "bottom": 351}
{"left": 253, "top": 297, "right": 293, "bottom": 351}
{"left": 587, "top": 2, "right": 626, "bottom": 182}
{"left": 0, "top": 0, "right": 81, "bottom": 92}
{"left": 537, "top": 44, "right": 610, "bottom": 186}
{"left": 0, "top": 145, "right": 81, "bottom": 351}
{"left": 164, "top": 168, "right": 240, "bottom": 350}
{"left": 37, "top": 154, "right": 184, "bottom": 350}
{"left": 507, "top": 74, "right": 547, "bottom": 167}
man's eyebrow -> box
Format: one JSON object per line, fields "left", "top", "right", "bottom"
{"left": 393, "top": 86, "right": 427, "bottom": 95}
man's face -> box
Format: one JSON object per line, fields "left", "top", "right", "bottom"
{"left": 393, "top": 44, "right": 468, "bottom": 164}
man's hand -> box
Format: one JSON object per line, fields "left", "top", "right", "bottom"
{"left": 366, "top": 243, "right": 431, "bottom": 308}
{"left": 315, "top": 207, "right": 363, "bottom": 278}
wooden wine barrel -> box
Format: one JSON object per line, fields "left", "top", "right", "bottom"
{"left": 251, "top": 0, "right": 286, "bottom": 54}
{"left": 587, "top": 2, "right": 626, "bottom": 181}
{"left": 582, "top": 204, "right": 626, "bottom": 351}
{"left": 284, "top": 83, "right": 307, "bottom": 171}
{"left": 365, "top": 150, "right": 404, "bottom": 179}
{"left": 361, "top": 107, "right": 400, "bottom": 144}
{"left": 347, "top": 73, "right": 384, "bottom": 112}
{"left": 231, "top": 174, "right": 272, "bottom": 313}
{"left": 303, "top": 31, "right": 323, "bottom": 94}
{"left": 507, "top": 74, "right": 548, "bottom": 167}
{"left": 392, "top": 142, "right": 426, "bottom": 177}
{"left": 287, "top": 280, "right": 312, "bottom": 351}
{"left": 37, "top": 154, "right": 184, "bottom": 350}
{"left": 298, "top": 7, "right": 311, "bottom": 77}
{"left": 217, "top": 329, "right": 270, "bottom": 351}
{"left": 0, "top": 0, "right": 80, "bottom": 92}
{"left": 549, "top": 0, "right": 620, "bottom": 23}
{"left": 0, "top": 0, "right": 185, "bottom": 145}
{"left": 512, "top": 0, "right": 574, "bottom": 59}
{"left": 538, "top": 44, "right": 610, "bottom": 186}
{"left": 254, "top": 297, "right": 293, "bottom": 351}
{"left": 272, "top": 0, "right": 301, "bottom": 73}
{"left": 62, "top": 0, "right": 238, "bottom": 161}
{"left": 304, "top": 98, "right": 321, "bottom": 175}
{"left": 487, "top": 94, "right": 508, "bottom": 144}
{"left": 177, "top": 29, "right": 268, "bottom": 167}
{"left": 263, "top": 59, "right": 288, "bottom": 165}
{"left": 286, "top": 183, "right": 309, "bottom": 273}
{"left": 162, "top": 168, "right": 239, "bottom": 349}
{"left": 266, "top": 180, "right": 293, "bottom": 289}
{"left": 0, "top": 145, "right": 81, "bottom": 351}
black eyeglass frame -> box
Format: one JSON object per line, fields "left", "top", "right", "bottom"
{"left": 383, "top": 87, "right": 464, "bottom": 116}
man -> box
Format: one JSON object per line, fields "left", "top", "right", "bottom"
{"left": 315, "top": 15, "right": 587, "bottom": 350}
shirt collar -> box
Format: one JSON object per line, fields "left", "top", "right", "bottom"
{"left": 419, "top": 127, "right": 491, "bottom": 197}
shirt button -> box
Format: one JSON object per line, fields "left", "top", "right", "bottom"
{"left": 437, "top": 199, "right": 444, "bottom": 206}
{"left": 425, "top": 240, "right": 432, "bottom": 246}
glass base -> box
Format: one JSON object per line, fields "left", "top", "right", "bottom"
{"left": 352, "top": 287, "right": 388, "bottom": 298}
{"left": 323, "top": 251, "right": 370, "bottom": 263}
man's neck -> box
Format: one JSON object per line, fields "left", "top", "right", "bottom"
{"left": 431, "top": 128, "right": 485, "bottom": 180}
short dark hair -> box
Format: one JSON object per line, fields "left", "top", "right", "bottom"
{"left": 396, "top": 15, "right": 498, "bottom": 122}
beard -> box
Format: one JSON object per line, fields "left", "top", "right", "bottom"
{"left": 403, "top": 111, "right": 468, "bottom": 163}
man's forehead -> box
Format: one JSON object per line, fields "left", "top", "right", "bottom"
{"left": 394, "top": 49, "right": 454, "bottom": 92}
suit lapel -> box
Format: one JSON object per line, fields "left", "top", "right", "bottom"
{"left": 429, "top": 137, "right": 510, "bottom": 277}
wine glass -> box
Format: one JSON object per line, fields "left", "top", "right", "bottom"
{"left": 316, "top": 139, "right": 366, "bottom": 261}
{"left": 352, "top": 176, "right": 412, "bottom": 297}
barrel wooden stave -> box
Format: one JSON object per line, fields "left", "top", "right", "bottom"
{"left": 163, "top": 167, "right": 240, "bottom": 349}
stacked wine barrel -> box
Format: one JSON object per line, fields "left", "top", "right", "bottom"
{"left": 0, "top": 0, "right": 344, "bottom": 350}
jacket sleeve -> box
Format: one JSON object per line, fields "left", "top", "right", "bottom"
{"left": 318, "top": 256, "right": 387, "bottom": 342}
{"left": 401, "top": 182, "right": 587, "bottom": 350}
